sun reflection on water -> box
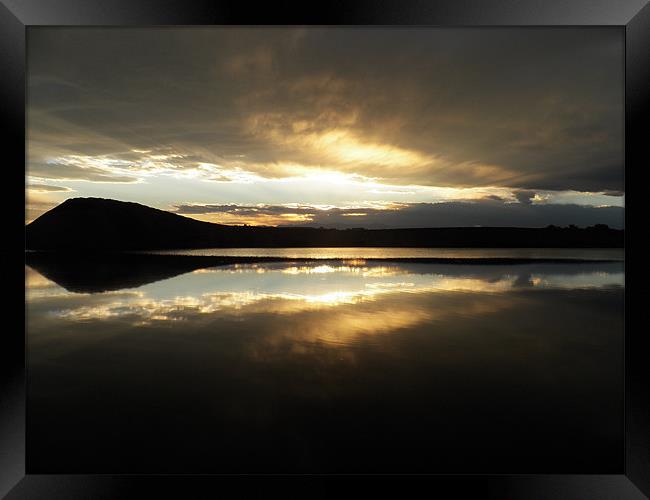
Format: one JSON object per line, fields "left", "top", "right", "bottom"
{"left": 26, "top": 261, "right": 622, "bottom": 320}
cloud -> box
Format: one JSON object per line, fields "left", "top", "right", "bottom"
{"left": 28, "top": 159, "right": 140, "bottom": 183}
{"left": 27, "top": 184, "right": 73, "bottom": 193}
{"left": 515, "top": 190, "right": 536, "bottom": 205}
{"left": 602, "top": 190, "right": 625, "bottom": 197}
{"left": 174, "top": 199, "right": 624, "bottom": 229}
{"left": 28, "top": 27, "right": 623, "bottom": 193}
{"left": 27, "top": 150, "right": 242, "bottom": 184}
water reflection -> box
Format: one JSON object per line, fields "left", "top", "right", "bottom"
{"left": 26, "top": 257, "right": 624, "bottom": 473}
{"left": 27, "top": 260, "right": 623, "bottom": 334}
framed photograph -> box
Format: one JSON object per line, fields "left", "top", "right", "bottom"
{"left": 2, "top": 0, "right": 648, "bottom": 498}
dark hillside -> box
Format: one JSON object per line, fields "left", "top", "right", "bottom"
{"left": 25, "top": 198, "right": 624, "bottom": 250}
{"left": 26, "top": 198, "right": 229, "bottom": 250}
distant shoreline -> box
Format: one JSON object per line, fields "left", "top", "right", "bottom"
{"left": 26, "top": 198, "right": 624, "bottom": 251}
{"left": 26, "top": 251, "right": 622, "bottom": 265}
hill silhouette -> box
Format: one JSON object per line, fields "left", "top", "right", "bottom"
{"left": 25, "top": 198, "right": 624, "bottom": 251}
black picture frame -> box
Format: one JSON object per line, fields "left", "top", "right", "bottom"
{"left": 2, "top": 1, "right": 648, "bottom": 498}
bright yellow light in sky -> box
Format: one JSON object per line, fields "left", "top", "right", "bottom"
{"left": 310, "top": 130, "right": 431, "bottom": 168}
{"left": 25, "top": 27, "right": 624, "bottom": 228}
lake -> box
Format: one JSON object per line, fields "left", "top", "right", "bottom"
{"left": 142, "top": 246, "right": 624, "bottom": 260}
{"left": 26, "top": 253, "right": 624, "bottom": 473}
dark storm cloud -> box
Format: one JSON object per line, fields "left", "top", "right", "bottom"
{"left": 28, "top": 27, "right": 623, "bottom": 192}
{"left": 515, "top": 190, "right": 536, "bottom": 205}
{"left": 174, "top": 200, "right": 624, "bottom": 229}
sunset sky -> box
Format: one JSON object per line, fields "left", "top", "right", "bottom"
{"left": 27, "top": 27, "right": 624, "bottom": 228}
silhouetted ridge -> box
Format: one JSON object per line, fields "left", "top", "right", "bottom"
{"left": 27, "top": 198, "right": 226, "bottom": 250}
{"left": 25, "top": 198, "right": 624, "bottom": 251}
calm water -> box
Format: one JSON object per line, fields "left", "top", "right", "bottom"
{"left": 26, "top": 256, "right": 624, "bottom": 473}
{"left": 143, "top": 247, "right": 624, "bottom": 260}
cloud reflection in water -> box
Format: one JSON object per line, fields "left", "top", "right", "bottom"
{"left": 26, "top": 259, "right": 624, "bottom": 473}
{"left": 27, "top": 261, "right": 623, "bottom": 346}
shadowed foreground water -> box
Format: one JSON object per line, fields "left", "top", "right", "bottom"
{"left": 26, "top": 258, "right": 624, "bottom": 473}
